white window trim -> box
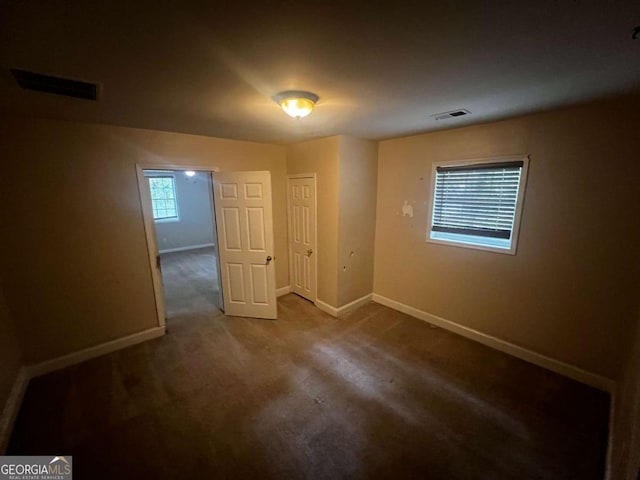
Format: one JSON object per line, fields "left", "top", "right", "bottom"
{"left": 154, "top": 216, "right": 180, "bottom": 224}
{"left": 425, "top": 155, "right": 529, "bottom": 255}
{"left": 145, "top": 171, "right": 180, "bottom": 223}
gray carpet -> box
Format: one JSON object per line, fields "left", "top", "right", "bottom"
{"left": 8, "top": 287, "right": 609, "bottom": 479}
{"left": 160, "top": 246, "right": 222, "bottom": 319}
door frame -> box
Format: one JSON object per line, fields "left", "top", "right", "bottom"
{"left": 135, "top": 163, "right": 221, "bottom": 328}
{"left": 286, "top": 173, "right": 318, "bottom": 303}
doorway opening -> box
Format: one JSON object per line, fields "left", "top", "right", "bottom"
{"left": 142, "top": 168, "right": 223, "bottom": 323}
{"left": 138, "top": 167, "right": 279, "bottom": 325}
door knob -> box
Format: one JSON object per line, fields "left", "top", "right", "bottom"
{"left": 266, "top": 256, "right": 272, "bottom": 264}
{"left": 306, "top": 249, "right": 313, "bottom": 256}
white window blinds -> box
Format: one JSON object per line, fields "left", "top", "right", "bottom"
{"left": 431, "top": 161, "right": 523, "bottom": 240}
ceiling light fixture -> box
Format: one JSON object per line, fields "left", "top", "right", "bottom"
{"left": 273, "top": 90, "right": 319, "bottom": 118}
{"left": 185, "top": 170, "right": 196, "bottom": 177}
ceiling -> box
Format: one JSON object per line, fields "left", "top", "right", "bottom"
{"left": 1, "top": 0, "right": 639, "bottom": 144}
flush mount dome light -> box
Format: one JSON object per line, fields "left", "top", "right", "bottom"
{"left": 185, "top": 170, "right": 196, "bottom": 177}
{"left": 273, "top": 90, "right": 319, "bottom": 118}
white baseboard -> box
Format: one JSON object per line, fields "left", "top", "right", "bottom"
{"left": 315, "top": 299, "right": 338, "bottom": 317}
{"left": 0, "top": 327, "right": 166, "bottom": 452}
{"left": 371, "top": 293, "right": 615, "bottom": 393}
{"left": 337, "top": 294, "right": 373, "bottom": 316}
{"left": 0, "top": 367, "right": 29, "bottom": 454}
{"left": 315, "top": 294, "right": 373, "bottom": 318}
{"left": 159, "top": 243, "right": 214, "bottom": 254}
{"left": 26, "top": 327, "right": 166, "bottom": 379}
{"left": 276, "top": 286, "right": 291, "bottom": 297}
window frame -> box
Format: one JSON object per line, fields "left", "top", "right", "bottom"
{"left": 146, "top": 172, "right": 180, "bottom": 223}
{"left": 425, "top": 155, "right": 529, "bottom": 255}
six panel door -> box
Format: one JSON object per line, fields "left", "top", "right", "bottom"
{"left": 213, "top": 171, "right": 277, "bottom": 319}
{"left": 288, "top": 176, "right": 316, "bottom": 302}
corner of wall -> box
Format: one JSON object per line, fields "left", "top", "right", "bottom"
{"left": 336, "top": 136, "right": 379, "bottom": 307}
{"left": 0, "top": 367, "right": 28, "bottom": 454}
{"left": 0, "top": 282, "right": 25, "bottom": 454}
{"left": 609, "top": 307, "right": 640, "bottom": 479}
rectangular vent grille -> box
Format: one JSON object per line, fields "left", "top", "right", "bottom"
{"left": 432, "top": 109, "right": 471, "bottom": 121}
{"left": 11, "top": 69, "right": 99, "bottom": 100}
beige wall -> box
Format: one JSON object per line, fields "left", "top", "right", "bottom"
{"left": 0, "top": 281, "right": 22, "bottom": 420}
{"left": 337, "top": 136, "right": 378, "bottom": 306}
{"left": 374, "top": 96, "right": 640, "bottom": 379}
{"left": 286, "top": 137, "right": 340, "bottom": 306}
{"left": 0, "top": 116, "right": 288, "bottom": 364}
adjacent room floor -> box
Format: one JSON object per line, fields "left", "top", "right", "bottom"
{"left": 8, "top": 294, "right": 609, "bottom": 479}
{"left": 160, "top": 246, "right": 221, "bottom": 320}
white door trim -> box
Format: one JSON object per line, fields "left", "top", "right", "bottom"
{"left": 135, "top": 164, "right": 221, "bottom": 328}
{"left": 136, "top": 165, "right": 166, "bottom": 328}
{"left": 287, "top": 173, "right": 318, "bottom": 303}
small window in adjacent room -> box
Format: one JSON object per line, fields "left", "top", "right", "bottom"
{"left": 147, "top": 174, "right": 179, "bottom": 222}
{"left": 426, "top": 156, "right": 529, "bottom": 254}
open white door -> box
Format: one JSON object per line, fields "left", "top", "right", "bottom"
{"left": 212, "top": 171, "right": 277, "bottom": 319}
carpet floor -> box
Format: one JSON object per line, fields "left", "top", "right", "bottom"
{"left": 159, "top": 246, "right": 222, "bottom": 319}
{"left": 8, "top": 257, "right": 609, "bottom": 479}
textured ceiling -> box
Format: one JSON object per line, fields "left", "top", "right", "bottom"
{"left": 1, "top": 0, "right": 639, "bottom": 143}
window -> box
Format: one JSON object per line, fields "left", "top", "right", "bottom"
{"left": 426, "top": 156, "right": 529, "bottom": 254}
{"left": 147, "top": 175, "right": 179, "bottom": 221}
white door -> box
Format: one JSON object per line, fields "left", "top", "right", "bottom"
{"left": 213, "top": 171, "right": 277, "bottom": 319}
{"left": 288, "top": 175, "right": 316, "bottom": 301}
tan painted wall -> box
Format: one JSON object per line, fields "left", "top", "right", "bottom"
{"left": 611, "top": 305, "right": 640, "bottom": 479}
{"left": 374, "top": 96, "right": 640, "bottom": 379}
{"left": 0, "top": 116, "right": 288, "bottom": 364}
{"left": 286, "top": 137, "right": 340, "bottom": 306}
{"left": 337, "top": 136, "right": 378, "bottom": 307}
{"left": 0, "top": 282, "right": 22, "bottom": 416}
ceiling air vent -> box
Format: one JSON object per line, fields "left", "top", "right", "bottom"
{"left": 10, "top": 68, "right": 99, "bottom": 100}
{"left": 431, "top": 109, "right": 471, "bottom": 121}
